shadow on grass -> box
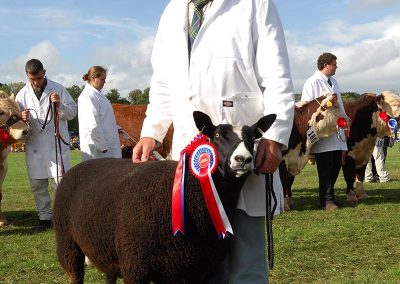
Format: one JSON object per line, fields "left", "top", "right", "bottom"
{"left": 0, "top": 210, "right": 43, "bottom": 236}
{"left": 287, "top": 187, "right": 400, "bottom": 212}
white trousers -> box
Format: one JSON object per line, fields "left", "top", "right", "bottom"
{"left": 365, "top": 143, "right": 390, "bottom": 182}
{"left": 29, "top": 178, "right": 59, "bottom": 221}
{"left": 209, "top": 209, "right": 268, "bottom": 284}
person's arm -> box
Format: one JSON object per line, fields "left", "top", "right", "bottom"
{"left": 57, "top": 87, "right": 77, "bottom": 121}
{"left": 253, "top": 0, "right": 294, "bottom": 173}
{"left": 133, "top": 6, "right": 174, "bottom": 163}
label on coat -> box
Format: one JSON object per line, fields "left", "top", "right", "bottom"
{"left": 222, "top": 100, "right": 234, "bottom": 107}
{"left": 307, "top": 127, "right": 319, "bottom": 144}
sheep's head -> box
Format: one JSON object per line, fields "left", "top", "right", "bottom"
{"left": 193, "top": 111, "right": 276, "bottom": 180}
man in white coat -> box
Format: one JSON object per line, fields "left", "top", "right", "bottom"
{"left": 132, "top": 0, "right": 294, "bottom": 282}
{"left": 16, "top": 59, "right": 77, "bottom": 230}
{"left": 301, "top": 53, "right": 348, "bottom": 210}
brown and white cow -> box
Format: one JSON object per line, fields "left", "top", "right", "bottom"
{"left": 279, "top": 93, "right": 349, "bottom": 210}
{"left": 343, "top": 91, "right": 400, "bottom": 202}
{"left": 0, "top": 90, "right": 31, "bottom": 226}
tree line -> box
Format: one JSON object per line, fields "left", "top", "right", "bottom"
{"left": 0, "top": 82, "right": 149, "bottom": 132}
{"left": 0, "top": 81, "right": 364, "bottom": 133}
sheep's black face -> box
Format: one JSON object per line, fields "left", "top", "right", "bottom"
{"left": 210, "top": 125, "right": 256, "bottom": 179}
{"left": 193, "top": 111, "right": 277, "bottom": 180}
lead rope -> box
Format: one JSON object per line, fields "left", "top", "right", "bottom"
{"left": 265, "top": 173, "right": 276, "bottom": 270}
{"left": 52, "top": 100, "right": 70, "bottom": 182}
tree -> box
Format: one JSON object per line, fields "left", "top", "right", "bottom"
{"left": 341, "top": 92, "right": 360, "bottom": 102}
{"left": 66, "top": 85, "right": 83, "bottom": 133}
{"left": 106, "top": 88, "right": 130, "bottom": 105}
{"left": 66, "top": 85, "right": 84, "bottom": 103}
{"left": 0, "top": 82, "right": 25, "bottom": 95}
{"left": 128, "top": 89, "right": 143, "bottom": 104}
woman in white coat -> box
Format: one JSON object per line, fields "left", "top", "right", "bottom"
{"left": 78, "top": 66, "right": 121, "bottom": 161}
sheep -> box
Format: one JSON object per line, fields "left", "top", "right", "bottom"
{"left": 53, "top": 111, "right": 276, "bottom": 284}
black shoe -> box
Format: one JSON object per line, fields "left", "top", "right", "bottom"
{"left": 36, "top": 220, "right": 52, "bottom": 231}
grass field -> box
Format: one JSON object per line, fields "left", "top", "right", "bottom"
{"left": 0, "top": 148, "right": 399, "bottom": 283}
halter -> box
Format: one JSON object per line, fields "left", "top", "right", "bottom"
{"left": 0, "top": 114, "right": 25, "bottom": 151}
{"left": 0, "top": 114, "right": 24, "bottom": 130}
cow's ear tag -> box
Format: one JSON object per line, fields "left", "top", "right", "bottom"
{"left": 307, "top": 127, "right": 319, "bottom": 144}
{"left": 326, "top": 100, "right": 333, "bottom": 108}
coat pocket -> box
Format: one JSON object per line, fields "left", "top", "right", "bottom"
{"left": 221, "top": 92, "right": 264, "bottom": 126}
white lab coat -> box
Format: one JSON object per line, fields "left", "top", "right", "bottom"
{"left": 78, "top": 83, "right": 121, "bottom": 161}
{"left": 301, "top": 70, "right": 348, "bottom": 153}
{"left": 16, "top": 79, "right": 77, "bottom": 179}
{"left": 141, "top": 0, "right": 294, "bottom": 216}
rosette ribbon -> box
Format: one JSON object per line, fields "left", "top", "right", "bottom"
{"left": 379, "top": 111, "right": 389, "bottom": 131}
{"left": 388, "top": 118, "right": 398, "bottom": 141}
{"left": 171, "top": 134, "right": 233, "bottom": 239}
{"left": 0, "top": 128, "right": 15, "bottom": 151}
{"left": 336, "top": 117, "right": 350, "bottom": 138}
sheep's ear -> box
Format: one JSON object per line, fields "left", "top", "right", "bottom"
{"left": 10, "top": 93, "right": 15, "bottom": 100}
{"left": 252, "top": 114, "right": 276, "bottom": 139}
{"left": 193, "top": 111, "right": 216, "bottom": 137}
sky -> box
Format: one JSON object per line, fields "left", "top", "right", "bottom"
{"left": 0, "top": 0, "right": 399, "bottom": 96}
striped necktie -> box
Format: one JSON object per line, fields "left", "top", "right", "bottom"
{"left": 188, "top": 0, "right": 211, "bottom": 52}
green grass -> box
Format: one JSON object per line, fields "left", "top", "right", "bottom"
{"left": 1, "top": 149, "right": 399, "bottom": 283}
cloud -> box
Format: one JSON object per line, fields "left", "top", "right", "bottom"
{"left": 352, "top": 0, "right": 399, "bottom": 8}
{"left": 286, "top": 16, "right": 400, "bottom": 94}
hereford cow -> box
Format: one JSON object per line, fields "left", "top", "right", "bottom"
{"left": 0, "top": 91, "right": 31, "bottom": 226}
{"left": 343, "top": 91, "right": 400, "bottom": 202}
{"left": 279, "top": 93, "right": 349, "bottom": 210}
{"left": 112, "top": 104, "right": 173, "bottom": 158}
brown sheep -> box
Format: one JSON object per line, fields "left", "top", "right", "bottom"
{"left": 54, "top": 111, "right": 276, "bottom": 283}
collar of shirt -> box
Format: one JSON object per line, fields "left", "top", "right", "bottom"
{"left": 188, "top": 0, "right": 214, "bottom": 23}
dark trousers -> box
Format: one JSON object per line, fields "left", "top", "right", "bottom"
{"left": 314, "top": 150, "right": 342, "bottom": 206}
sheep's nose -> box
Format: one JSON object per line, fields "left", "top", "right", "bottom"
{"left": 23, "top": 129, "right": 29, "bottom": 135}
{"left": 234, "top": 155, "right": 253, "bottom": 164}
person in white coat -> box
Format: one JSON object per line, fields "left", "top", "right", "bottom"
{"left": 365, "top": 137, "right": 391, "bottom": 182}
{"left": 132, "top": 0, "right": 294, "bottom": 283}
{"left": 16, "top": 59, "right": 77, "bottom": 230}
{"left": 78, "top": 66, "right": 121, "bottom": 161}
{"left": 301, "top": 53, "right": 348, "bottom": 210}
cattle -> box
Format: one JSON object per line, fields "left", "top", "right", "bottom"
{"left": 0, "top": 91, "right": 31, "bottom": 226}
{"left": 112, "top": 104, "right": 173, "bottom": 158}
{"left": 279, "top": 93, "right": 349, "bottom": 210}
{"left": 53, "top": 111, "right": 276, "bottom": 283}
{"left": 343, "top": 91, "right": 400, "bottom": 202}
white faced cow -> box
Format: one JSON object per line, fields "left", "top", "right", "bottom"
{"left": 0, "top": 90, "right": 31, "bottom": 226}
{"left": 343, "top": 91, "right": 400, "bottom": 202}
{"left": 279, "top": 93, "right": 349, "bottom": 210}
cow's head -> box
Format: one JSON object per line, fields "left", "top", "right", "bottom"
{"left": 377, "top": 91, "right": 400, "bottom": 118}
{"left": 307, "top": 93, "right": 350, "bottom": 137}
{"left": 193, "top": 111, "right": 276, "bottom": 180}
{"left": 0, "top": 91, "right": 31, "bottom": 142}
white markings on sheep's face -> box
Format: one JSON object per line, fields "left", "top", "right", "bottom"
{"left": 210, "top": 125, "right": 255, "bottom": 179}
{"left": 193, "top": 111, "right": 276, "bottom": 180}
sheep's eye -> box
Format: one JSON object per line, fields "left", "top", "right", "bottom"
{"left": 215, "top": 133, "right": 220, "bottom": 138}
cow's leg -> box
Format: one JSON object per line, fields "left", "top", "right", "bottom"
{"left": 56, "top": 234, "right": 85, "bottom": 284}
{"left": 342, "top": 156, "right": 358, "bottom": 203}
{"left": 355, "top": 166, "right": 368, "bottom": 200}
{"left": 279, "top": 162, "right": 295, "bottom": 211}
{"left": 0, "top": 159, "right": 9, "bottom": 226}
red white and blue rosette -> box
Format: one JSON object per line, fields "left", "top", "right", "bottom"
{"left": 171, "top": 134, "right": 233, "bottom": 239}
